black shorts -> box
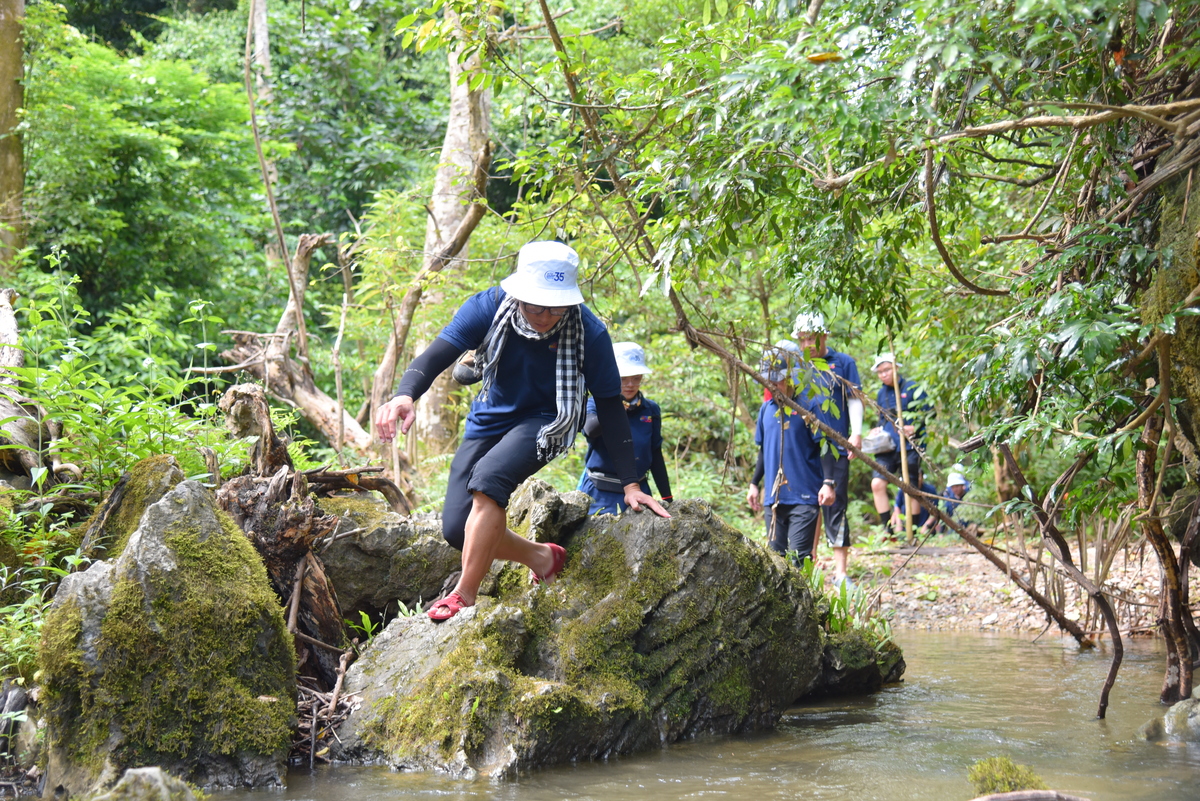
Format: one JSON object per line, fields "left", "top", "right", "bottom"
{"left": 872, "top": 449, "right": 922, "bottom": 484}
{"left": 822, "top": 455, "right": 852, "bottom": 548}
{"left": 764, "top": 504, "right": 820, "bottom": 558}
{"left": 441, "top": 417, "right": 550, "bottom": 550}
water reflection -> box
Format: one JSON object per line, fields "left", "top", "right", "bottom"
{"left": 219, "top": 631, "right": 1200, "bottom": 801}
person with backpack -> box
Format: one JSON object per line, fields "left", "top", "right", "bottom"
{"left": 375, "top": 241, "right": 670, "bottom": 621}
{"left": 578, "top": 342, "right": 673, "bottom": 515}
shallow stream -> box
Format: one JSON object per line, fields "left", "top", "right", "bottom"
{"left": 221, "top": 631, "right": 1200, "bottom": 801}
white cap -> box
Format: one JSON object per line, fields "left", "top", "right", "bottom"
{"left": 947, "top": 472, "right": 968, "bottom": 488}
{"left": 499, "top": 241, "right": 585, "bottom": 307}
{"left": 791, "top": 311, "right": 828, "bottom": 337}
{"left": 872, "top": 352, "right": 897, "bottom": 370}
{"left": 613, "top": 341, "right": 651, "bottom": 377}
{"left": 774, "top": 339, "right": 801, "bottom": 353}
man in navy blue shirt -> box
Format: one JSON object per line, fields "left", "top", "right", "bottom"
{"left": 791, "top": 311, "right": 862, "bottom": 585}
{"left": 375, "top": 241, "right": 669, "bottom": 621}
{"left": 578, "top": 342, "right": 672, "bottom": 514}
{"left": 869, "top": 352, "right": 932, "bottom": 536}
{"left": 746, "top": 347, "right": 836, "bottom": 560}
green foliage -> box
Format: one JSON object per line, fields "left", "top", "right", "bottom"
{"left": 800, "top": 558, "right": 893, "bottom": 645}
{"left": 23, "top": 3, "right": 265, "bottom": 323}
{"left": 14, "top": 270, "right": 243, "bottom": 496}
{"left": 968, "top": 756, "right": 1050, "bottom": 795}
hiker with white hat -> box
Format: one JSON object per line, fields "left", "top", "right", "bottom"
{"left": 790, "top": 310, "right": 863, "bottom": 585}
{"left": 577, "top": 341, "right": 672, "bottom": 514}
{"left": 936, "top": 470, "right": 971, "bottom": 531}
{"left": 747, "top": 346, "right": 838, "bottom": 560}
{"left": 868, "top": 352, "right": 932, "bottom": 536}
{"left": 375, "top": 241, "right": 670, "bottom": 621}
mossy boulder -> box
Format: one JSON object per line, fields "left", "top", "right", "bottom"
{"left": 318, "top": 495, "right": 460, "bottom": 619}
{"left": 84, "top": 768, "right": 199, "bottom": 801}
{"left": 40, "top": 481, "right": 296, "bottom": 798}
{"left": 806, "top": 629, "right": 906, "bottom": 699}
{"left": 80, "top": 455, "right": 185, "bottom": 561}
{"left": 331, "top": 484, "right": 829, "bottom": 778}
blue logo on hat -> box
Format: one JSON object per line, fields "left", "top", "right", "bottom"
{"left": 543, "top": 270, "right": 566, "bottom": 283}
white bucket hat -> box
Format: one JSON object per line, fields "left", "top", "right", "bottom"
{"left": 947, "top": 472, "right": 968, "bottom": 488}
{"left": 872, "top": 352, "right": 898, "bottom": 370}
{"left": 613, "top": 341, "right": 652, "bottom": 377}
{"left": 791, "top": 311, "right": 828, "bottom": 337}
{"left": 499, "top": 241, "right": 585, "bottom": 307}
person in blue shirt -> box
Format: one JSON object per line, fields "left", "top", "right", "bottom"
{"left": 375, "top": 241, "right": 670, "bottom": 621}
{"left": 578, "top": 342, "right": 672, "bottom": 515}
{"left": 868, "top": 353, "right": 933, "bottom": 536}
{"left": 893, "top": 480, "right": 938, "bottom": 531}
{"left": 791, "top": 311, "right": 863, "bottom": 584}
{"left": 746, "top": 347, "right": 837, "bottom": 561}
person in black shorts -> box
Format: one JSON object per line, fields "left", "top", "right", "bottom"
{"left": 375, "top": 241, "right": 670, "bottom": 621}
{"left": 791, "top": 311, "right": 862, "bottom": 585}
{"left": 868, "top": 352, "right": 932, "bottom": 536}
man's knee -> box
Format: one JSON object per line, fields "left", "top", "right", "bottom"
{"left": 871, "top": 477, "right": 887, "bottom": 492}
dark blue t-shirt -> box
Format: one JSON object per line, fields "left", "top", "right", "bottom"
{"left": 797, "top": 347, "right": 861, "bottom": 454}
{"left": 876, "top": 376, "right": 931, "bottom": 449}
{"left": 439, "top": 288, "right": 622, "bottom": 439}
{"left": 754, "top": 395, "right": 824, "bottom": 506}
{"left": 584, "top": 394, "right": 662, "bottom": 478}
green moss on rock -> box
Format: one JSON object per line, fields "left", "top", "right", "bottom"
{"left": 40, "top": 483, "right": 295, "bottom": 790}
{"left": 356, "top": 498, "right": 826, "bottom": 773}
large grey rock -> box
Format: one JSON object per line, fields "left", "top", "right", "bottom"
{"left": 332, "top": 485, "right": 828, "bottom": 778}
{"left": 85, "top": 768, "right": 198, "bottom": 801}
{"left": 40, "top": 481, "right": 296, "bottom": 798}
{"left": 318, "top": 495, "right": 460, "bottom": 618}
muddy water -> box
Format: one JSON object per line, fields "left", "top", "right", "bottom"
{"left": 220, "top": 631, "right": 1200, "bottom": 801}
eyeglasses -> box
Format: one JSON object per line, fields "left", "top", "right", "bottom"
{"left": 519, "top": 301, "right": 572, "bottom": 317}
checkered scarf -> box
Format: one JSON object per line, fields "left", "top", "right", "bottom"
{"left": 477, "top": 295, "right": 586, "bottom": 461}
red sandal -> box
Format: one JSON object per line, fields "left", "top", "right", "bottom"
{"left": 427, "top": 591, "right": 469, "bottom": 622}
{"left": 532, "top": 543, "right": 568, "bottom": 586}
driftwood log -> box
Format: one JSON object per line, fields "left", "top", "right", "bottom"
{"left": 206, "top": 235, "right": 415, "bottom": 510}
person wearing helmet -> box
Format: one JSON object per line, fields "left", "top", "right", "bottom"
{"left": 375, "top": 241, "right": 670, "bottom": 621}
{"left": 869, "top": 352, "right": 932, "bottom": 535}
{"left": 746, "top": 347, "right": 837, "bottom": 559}
{"left": 790, "top": 311, "right": 863, "bottom": 585}
{"left": 578, "top": 342, "right": 672, "bottom": 515}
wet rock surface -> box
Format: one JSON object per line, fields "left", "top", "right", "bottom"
{"left": 84, "top": 767, "right": 199, "bottom": 801}
{"left": 332, "top": 482, "right": 901, "bottom": 778}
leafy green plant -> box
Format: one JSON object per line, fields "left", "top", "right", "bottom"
{"left": 345, "top": 610, "right": 382, "bottom": 642}
{"left": 799, "top": 558, "right": 894, "bottom": 646}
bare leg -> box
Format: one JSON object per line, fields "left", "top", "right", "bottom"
{"left": 871, "top": 476, "right": 890, "bottom": 516}
{"left": 453, "top": 491, "right": 556, "bottom": 605}
{"left": 833, "top": 546, "right": 849, "bottom": 580}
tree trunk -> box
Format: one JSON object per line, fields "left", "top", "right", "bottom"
{"left": 0, "top": 0, "right": 24, "bottom": 278}
{"left": 369, "top": 7, "right": 492, "bottom": 447}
